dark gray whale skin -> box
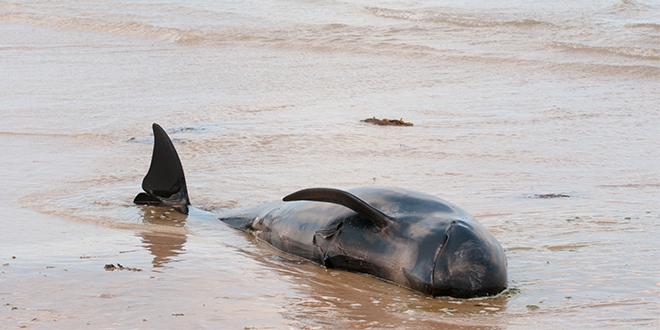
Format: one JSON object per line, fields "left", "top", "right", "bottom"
{"left": 134, "top": 123, "right": 508, "bottom": 298}
{"left": 218, "top": 187, "right": 507, "bottom": 298}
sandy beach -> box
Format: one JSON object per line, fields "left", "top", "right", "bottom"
{"left": 1, "top": 0, "right": 659, "bottom": 328}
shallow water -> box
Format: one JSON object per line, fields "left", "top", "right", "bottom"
{"left": 1, "top": 0, "right": 659, "bottom": 328}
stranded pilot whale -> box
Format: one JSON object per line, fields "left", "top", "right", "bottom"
{"left": 134, "top": 123, "right": 507, "bottom": 298}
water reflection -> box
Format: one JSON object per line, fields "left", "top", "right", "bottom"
{"left": 238, "top": 236, "right": 510, "bottom": 329}
{"left": 137, "top": 206, "right": 188, "bottom": 268}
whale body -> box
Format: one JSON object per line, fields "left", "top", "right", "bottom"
{"left": 134, "top": 124, "right": 507, "bottom": 298}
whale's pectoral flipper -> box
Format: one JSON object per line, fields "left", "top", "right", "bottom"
{"left": 134, "top": 123, "right": 190, "bottom": 214}
{"left": 283, "top": 188, "right": 392, "bottom": 229}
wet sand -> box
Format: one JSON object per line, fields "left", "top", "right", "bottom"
{"left": 1, "top": 0, "right": 660, "bottom": 328}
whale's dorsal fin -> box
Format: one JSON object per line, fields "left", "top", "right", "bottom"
{"left": 134, "top": 123, "right": 190, "bottom": 214}
{"left": 283, "top": 188, "right": 391, "bottom": 228}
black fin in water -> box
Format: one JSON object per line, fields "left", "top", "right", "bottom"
{"left": 134, "top": 123, "right": 190, "bottom": 214}
{"left": 283, "top": 188, "right": 391, "bottom": 229}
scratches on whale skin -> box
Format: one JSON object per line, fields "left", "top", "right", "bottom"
{"left": 314, "top": 222, "right": 344, "bottom": 241}
{"left": 447, "top": 241, "right": 487, "bottom": 291}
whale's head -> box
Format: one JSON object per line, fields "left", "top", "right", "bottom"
{"left": 394, "top": 216, "right": 507, "bottom": 298}
{"left": 428, "top": 219, "right": 507, "bottom": 298}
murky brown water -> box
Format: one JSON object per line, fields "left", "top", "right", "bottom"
{"left": 1, "top": 0, "right": 659, "bottom": 328}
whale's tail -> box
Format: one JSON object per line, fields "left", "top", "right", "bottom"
{"left": 134, "top": 123, "right": 190, "bottom": 214}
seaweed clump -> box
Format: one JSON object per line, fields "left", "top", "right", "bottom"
{"left": 361, "top": 117, "right": 413, "bottom": 127}
{"left": 533, "top": 193, "right": 570, "bottom": 199}
{"left": 104, "top": 263, "right": 142, "bottom": 272}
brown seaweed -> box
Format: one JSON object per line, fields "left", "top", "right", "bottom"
{"left": 361, "top": 117, "right": 413, "bottom": 126}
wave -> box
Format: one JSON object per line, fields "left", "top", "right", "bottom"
{"left": 2, "top": 11, "right": 657, "bottom": 78}
{"left": 550, "top": 42, "right": 660, "bottom": 61}
{"left": 0, "top": 11, "right": 451, "bottom": 53}
{"left": 626, "top": 22, "right": 660, "bottom": 31}
{"left": 606, "top": 0, "right": 654, "bottom": 14}
{"left": 0, "top": 12, "right": 209, "bottom": 44}
{"left": 365, "top": 6, "right": 552, "bottom": 29}
{"left": 599, "top": 183, "right": 660, "bottom": 189}
{"left": 545, "top": 61, "right": 659, "bottom": 78}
